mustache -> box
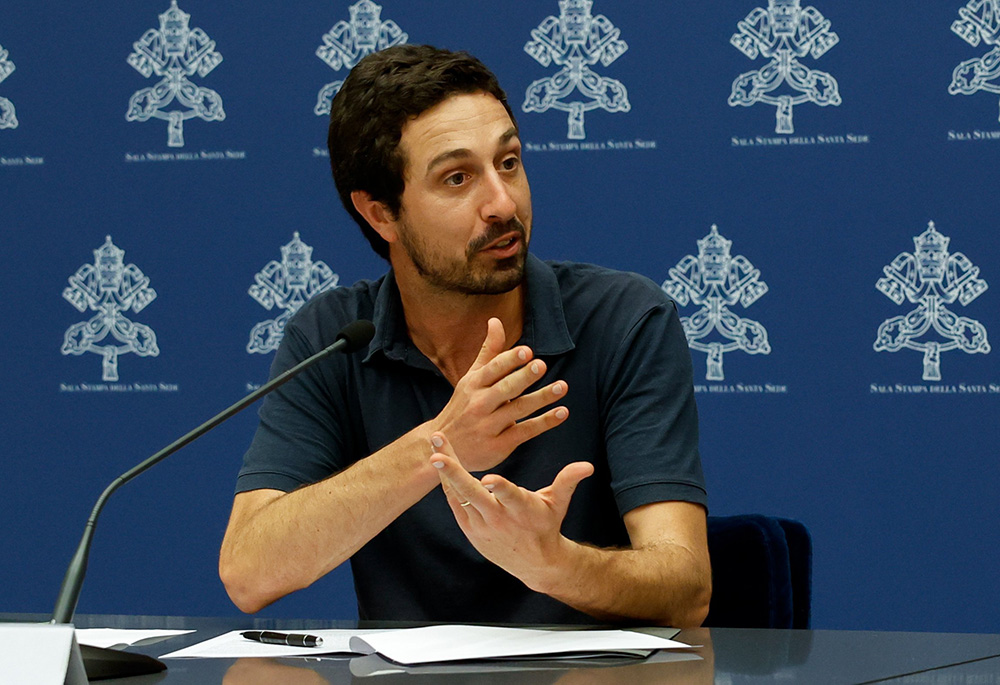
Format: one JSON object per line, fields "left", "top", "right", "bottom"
{"left": 467, "top": 218, "right": 527, "bottom": 254}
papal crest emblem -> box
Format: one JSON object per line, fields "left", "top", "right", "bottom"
{"left": 874, "top": 222, "right": 990, "bottom": 381}
{"left": 0, "top": 43, "right": 18, "bottom": 130}
{"left": 61, "top": 236, "right": 159, "bottom": 381}
{"left": 126, "top": 0, "right": 225, "bottom": 147}
{"left": 949, "top": 0, "right": 1000, "bottom": 121}
{"left": 247, "top": 233, "right": 339, "bottom": 354}
{"left": 662, "top": 226, "right": 771, "bottom": 381}
{"left": 522, "top": 0, "right": 630, "bottom": 140}
{"left": 313, "top": 0, "right": 408, "bottom": 116}
{"left": 728, "top": 0, "right": 841, "bottom": 134}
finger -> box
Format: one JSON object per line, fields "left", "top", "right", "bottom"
{"left": 542, "top": 461, "right": 594, "bottom": 514}
{"left": 441, "top": 479, "right": 482, "bottom": 523}
{"left": 436, "top": 462, "right": 484, "bottom": 522}
{"left": 430, "top": 434, "right": 494, "bottom": 510}
{"left": 478, "top": 356, "right": 551, "bottom": 408}
{"left": 429, "top": 431, "right": 457, "bottom": 459}
{"left": 474, "top": 345, "right": 537, "bottom": 391}
{"left": 496, "top": 405, "right": 570, "bottom": 451}
{"left": 498, "top": 379, "right": 567, "bottom": 423}
{"left": 468, "top": 318, "right": 508, "bottom": 373}
{"left": 480, "top": 474, "right": 520, "bottom": 507}
{"left": 464, "top": 318, "right": 542, "bottom": 393}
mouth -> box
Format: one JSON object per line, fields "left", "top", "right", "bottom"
{"left": 480, "top": 232, "right": 521, "bottom": 258}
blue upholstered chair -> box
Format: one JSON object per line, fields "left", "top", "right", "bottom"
{"left": 703, "top": 515, "right": 812, "bottom": 629}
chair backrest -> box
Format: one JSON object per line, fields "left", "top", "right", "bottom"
{"left": 703, "top": 514, "right": 812, "bottom": 629}
{"left": 776, "top": 517, "right": 812, "bottom": 630}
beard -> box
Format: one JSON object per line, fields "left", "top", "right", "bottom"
{"left": 397, "top": 217, "right": 529, "bottom": 295}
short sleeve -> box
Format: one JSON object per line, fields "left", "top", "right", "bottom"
{"left": 601, "top": 300, "right": 706, "bottom": 515}
{"left": 236, "top": 319, "right": 354, "bottom": 493}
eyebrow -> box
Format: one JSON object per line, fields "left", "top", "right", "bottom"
{"left": 425, "top": 127, "right": 521, "bottom": 175}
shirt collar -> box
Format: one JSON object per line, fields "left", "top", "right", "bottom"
{"left": 364, "top": 270, "right": 407, "bottom": 364}
{"left": 519, "top": 253, "right": 575, "bottom": 356}
{"left": 364, "top": 253, "right": 575, "bottom": 364}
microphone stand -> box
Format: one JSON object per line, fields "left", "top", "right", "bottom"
{"left": 50, "top": 321, "right": 374, "bottom": 680}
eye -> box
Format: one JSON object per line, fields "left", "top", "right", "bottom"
{"left": 500, "top": 155, "right": 520, "bottom": 172}
{"left": 443, "top": 172, "right": 468, "bottom": 187}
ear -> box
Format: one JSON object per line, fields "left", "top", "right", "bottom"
{"left": 351, "top": 190, "right": 399, "bottom": 244}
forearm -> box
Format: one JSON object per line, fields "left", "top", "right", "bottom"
{"left": 220, "top": 426, "right": 441, "bottom": 612}
{"left": 430, "top": 436, "right": 711, "bottom": 627}
{"left": 529, "top": 538, "right": 712, "bottom": 627}
{"left": 222, "top": 321, "right": 571, "bottom": 613}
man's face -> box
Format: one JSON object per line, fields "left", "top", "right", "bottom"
{"left": 390, "top": 92, "right": 531, "bottom": 295}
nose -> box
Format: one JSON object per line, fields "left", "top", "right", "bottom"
{"left": 480, "top": 171, "right": 518, "bottom": 223}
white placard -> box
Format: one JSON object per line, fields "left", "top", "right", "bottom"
{"left": 0, "top": 623, "right": 87, "bottom": 685}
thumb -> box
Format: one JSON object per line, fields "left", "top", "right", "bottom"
{"left": 469, "top": 317, "right": 506, "bottom": 372}
{"left": 545, "top": 462, "right": 594, "bottom": 514}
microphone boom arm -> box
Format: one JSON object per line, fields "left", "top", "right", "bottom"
{"left": 51, "top": 320, "right": 374, "bottom": 624}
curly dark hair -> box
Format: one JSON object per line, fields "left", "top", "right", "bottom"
{"left": 327, "top": 45, "right": 516, "bottom": 260}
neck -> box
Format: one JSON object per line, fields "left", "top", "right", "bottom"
{"left": 394, "top": 269, "right": 526, "bottom": 386}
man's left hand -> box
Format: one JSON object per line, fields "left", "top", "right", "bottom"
{"left": 429, "top": 431, "right": 593, "bottom": 590}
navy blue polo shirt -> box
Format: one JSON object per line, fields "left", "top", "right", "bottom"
{"left": 237, "top": 254, "right": 705, "bottom": 623}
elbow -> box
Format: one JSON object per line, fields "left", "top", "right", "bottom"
{"left": 223, "top": 584, "right": 269, "bottom": 615}
{"left": 677, "top": 586, "right": 712, "bottom": 628}
{"left": 672, "top": 539, "right": 713, "bottom": 628}
{"left": 670, "top": 574, "right": 712, "bottom": 629}
{"left": 219, "top": 554, "right": 276, "bottom": 614}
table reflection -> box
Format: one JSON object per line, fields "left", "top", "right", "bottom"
{"left": 224, "top": 658, "right": 332, "bottom": 685}
{"left": 551, "top": 629, "right": 712, "bottom": 685}
{"left": 222, "top": 629, "right": 713, "bottom": 684}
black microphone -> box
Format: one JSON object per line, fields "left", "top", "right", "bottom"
{"left": 50, "top": 319, "right": 375, "bottom": 679}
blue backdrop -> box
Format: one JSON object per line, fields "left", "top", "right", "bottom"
{"left": 3, "top": 1, "right": 998, "bottom": 633}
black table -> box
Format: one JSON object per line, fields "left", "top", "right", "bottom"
{"left": 5, "top": 614, "right": 1000, "bottom": 684}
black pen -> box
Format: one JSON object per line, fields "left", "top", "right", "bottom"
{"left": 241, "top": 630, "right": 324, "bottom": 648}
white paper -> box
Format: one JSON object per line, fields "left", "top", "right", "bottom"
{"left": 76, "top": 628, "right": 194, "bottom": 649}
{"left": 160, "top": 629, "right": 384, "bottom": 659}
{"left": 349, "top": 625, "right": 692, "bottom": 665}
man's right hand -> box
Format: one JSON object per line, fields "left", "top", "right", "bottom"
{"left": 428, "top": 317, "right": 569, "bottom": 472}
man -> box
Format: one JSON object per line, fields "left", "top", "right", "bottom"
{"left": 219, "top": 44, "right": 710, "bottom": 627}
